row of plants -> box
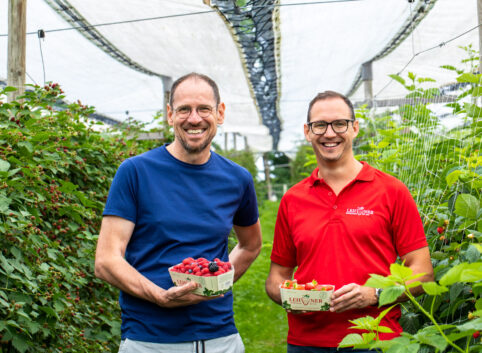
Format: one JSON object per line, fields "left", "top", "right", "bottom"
{"left": 331, "top": 49, "right": 481, "bottom": 352}
{"left": 0, "top": 82, "right": 265, "bottom": 352}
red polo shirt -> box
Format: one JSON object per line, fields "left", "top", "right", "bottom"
{"left": 271, "top": 162, "right": 428, "bottom": 347}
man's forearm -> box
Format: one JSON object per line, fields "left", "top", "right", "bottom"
{"left": 95, "top": 255, "right": 163, "bottom": 305}
{"left": 229, "top": 244, "right": 260, "bottom": 282}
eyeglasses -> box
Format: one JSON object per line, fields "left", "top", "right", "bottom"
{"left": 174, "top": 105, "right": 216, "bottom": 119}
{"left": 307, "top": 119, "right": 354, "bottom": 135}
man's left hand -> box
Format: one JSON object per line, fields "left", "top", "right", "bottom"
{"left": 330, "top": 283, "right": 377, "bottom": 312}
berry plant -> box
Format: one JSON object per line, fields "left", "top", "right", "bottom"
{"left": 334, "top": 48, "right": 481, "bottom": 352}
{"left": 0, "top": 84, "right": 162, "bottom": 352}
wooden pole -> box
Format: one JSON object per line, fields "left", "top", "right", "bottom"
{"left": 7, "top": 0, "right": 27, "bottom": 102}
{"left": 161, "top": 76, "right": 172, "bottom": 126}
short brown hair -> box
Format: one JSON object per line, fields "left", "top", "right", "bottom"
{"left": 306, "top": 91, "right": 355, "bottom": 122}
{"left": 169, "top": 72, "right": 220, "bottom": 107}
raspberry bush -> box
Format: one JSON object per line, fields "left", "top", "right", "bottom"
{"left": 0, "top": 84, "right": 161, "bottom": 352}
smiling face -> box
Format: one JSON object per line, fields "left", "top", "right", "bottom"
{"left": 304, "top": 97, "right": 359, "bottom": 165}
{"left": 167, "top": 77, "right": 225, "bottom": 163}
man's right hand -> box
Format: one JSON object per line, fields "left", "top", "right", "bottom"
{"left": 157, "top": 282, "right": 223, "bottom": 308}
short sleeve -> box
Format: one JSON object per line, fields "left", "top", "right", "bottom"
{"left": 233, "top": 175, "right": 259, "bottom": 227}
{"left": 103, "top": 159, "right": 138, "bottom": 223}
{"left": 391, "top": 182, "right": 428, "bottom": 257}
{"left": 270, "top": 195, "right": 297, "bottom": 268}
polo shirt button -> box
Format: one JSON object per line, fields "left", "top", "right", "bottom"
{"left": 333, "top": 205, "right": 337, "bottom": 209}
{"left": 328, "top": 192, "right": 333, "bottom": 196}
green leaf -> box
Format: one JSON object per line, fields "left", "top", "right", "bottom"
{"left": 12, "top": 334, "right": 29, "bottom": 353}
{"left": 445, "top": 170, "right": 463, "bottom": 187}
{"left": 0, "top": 160, "right": 10, "bottom": 172}
{"left": 59, "top": 180, "right": 78, "bottom": 193}
{"left": 365, "top": 274, "right": 396, "bottom": 288}
{"left": 457, "top": 73, "right": 482, "bottom": 83}
{"left": 17, "top": 141, "right": 33, "bottom": 154}
{"left": 25, "top": 321, "right": 41, "bottom": 335}
{"left": 338, "top": 333, "right": 365, "bottom": 348}
{"left": 380, "top": 286, "right": 405, "bottom": 306}
{"left": 473, "top": 283, "right": 482, "bottom": 297}
{"left": 440, "top": 64, "right": 457, "bottom": 71}
{"left": 464, "top": 102, "right": 482, "bottom": 118}
{"left": 0, "top": 253, "right": 14, "bottom": 274}
{"left": 422, "top": 282, "right": 448, "bottom": 296}
{"left": 349, "top": 316, "right": 377, "bottom": 331}
{"left": 0, "top": 193, "right": 12, "bottom": 213}
{"left": 456, "top": 317, "right": 482, "bottom": 331}
{"left": 472, "top": 86, "right": 482, "bottom": 97}
{"left": 454, "top": 193, "right": 479, "bottom": 220}
{"left": 389, "top": 263, "right": 413, "bottom": 282}
{"left": 384, "top": 337, "right": 420, "bottom": 353}
{"left": 465, "top": 245, "right": 480, "bottom": 263}
{"left": 389, "top": 74, "right": 406, "bottom": 86}
{"left": 440, "top": 262, "right": 482, "bottom": 286}
{"left": 414, "top": 332, "right": 447, "bottom": 352}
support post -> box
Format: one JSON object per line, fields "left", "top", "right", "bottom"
{"left": 161, "top": 76, "right": 173, "bottom": 125}
{"left": 7, "top": 0, "right": 27, "bottom": 102}
{"left": 263, "top": 153, "right": 273, "bottom": 201}
{"left": 478, "top": 0, "right": 482, "bottom": 75}
{"left": 233, "top": 132, "right": 237, "bottom": 151}
{"left": 361, "top": 61, "right": 373, "bottom": 107}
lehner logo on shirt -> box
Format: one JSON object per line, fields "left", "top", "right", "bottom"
{"left": 346, "top": 206, "right": 374, "bottom": 216}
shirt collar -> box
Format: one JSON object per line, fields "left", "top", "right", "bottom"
{"left": 308, "top": 161, "right": 374, "bottom": 187}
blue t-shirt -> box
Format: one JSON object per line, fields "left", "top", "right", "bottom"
{"left": 103, "top": 145, "right": 259, "bottom": 343}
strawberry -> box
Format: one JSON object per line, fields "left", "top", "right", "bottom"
{"left": 314, "top": 284, "right": 325, "bottom": 291}
{"left": 305, "top": 279, "right": 318, "bottom": 290}
{"left": 295, "top": 284, "right": 305, "bottom": 290}
{"left": 473, "top": 331, "right": 480, "bottom": 339}
{"left": 437, "top": 227, "right": 444, "bottom": 234}
{"left": 282, "top": 280, "right": 293, "bottom": 289}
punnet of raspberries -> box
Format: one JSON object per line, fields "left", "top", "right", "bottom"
{"left": 170, "top": 257, "right": 232, "bottom": 277}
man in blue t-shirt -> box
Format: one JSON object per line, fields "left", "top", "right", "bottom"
{"left": 95, "top": 72, "right": 262, "bottom": 353}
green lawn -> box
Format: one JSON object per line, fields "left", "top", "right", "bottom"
{"left": 233, "top": 201, "right": 288, "bottom": 353}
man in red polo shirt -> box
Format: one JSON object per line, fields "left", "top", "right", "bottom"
{"left": 265, "top": 91, "right": 434, "bottom": 353}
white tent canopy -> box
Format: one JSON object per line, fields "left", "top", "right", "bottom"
{"left": 1, "top": 0, "right": 479, "bottom": 153}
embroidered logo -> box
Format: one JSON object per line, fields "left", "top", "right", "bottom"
{"left": 346, "top": 206, "right": 374, "bottom": 216}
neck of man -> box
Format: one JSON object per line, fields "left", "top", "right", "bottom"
{"left": 166, "top": 141, "right": 211, "bottom": 165}
{"left": 317, "top": 155, "right": 363, "bottom": 194}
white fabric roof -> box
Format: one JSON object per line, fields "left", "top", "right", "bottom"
{"left": 1, "top": 0, "right": 479, "bottom": 153}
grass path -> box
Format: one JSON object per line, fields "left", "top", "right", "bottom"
{"left": 233, "top": 201, "right": 288, "bottom": 353}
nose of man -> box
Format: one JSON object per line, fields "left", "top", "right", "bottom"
{"left": 186, "top": 110, "right": 204, "bottom": 124}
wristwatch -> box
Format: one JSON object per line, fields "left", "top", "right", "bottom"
{"left": 375, "top": 288, "right": 383, "bottom": 305}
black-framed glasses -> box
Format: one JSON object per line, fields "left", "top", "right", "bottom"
{"left": 174, "top": 105, "right": 216, "bottom": 119}
{"left": 307, "top": 119, "right": 354, "bottom": 135}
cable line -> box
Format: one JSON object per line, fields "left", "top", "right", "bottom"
{"left": 0, "top": 0, "right": 365, "bottom": 37}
